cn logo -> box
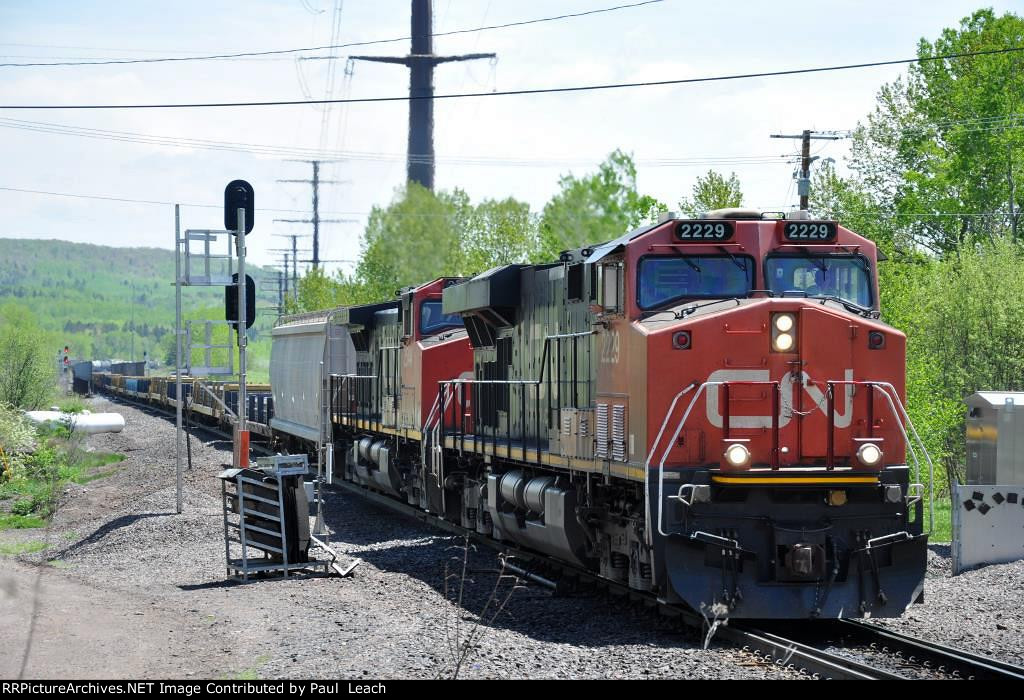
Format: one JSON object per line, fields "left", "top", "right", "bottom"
{"left": 705, "top": 369, "right": 854, "bottom": 429}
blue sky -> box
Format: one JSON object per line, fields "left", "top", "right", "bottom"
{"left": 1, "top": 0, "right": 1021, "bottom": 275}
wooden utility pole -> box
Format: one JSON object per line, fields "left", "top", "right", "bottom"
{"left": 770, "top": 130, "right": 844, "bottom": 210}
{"left": 351, "top": 0, "right": 495, "bottom": 190}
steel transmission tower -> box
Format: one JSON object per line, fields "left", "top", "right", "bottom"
{"left": 351, "top": 0, "right": 495, "bottom": 190}
{"left": 276, "top": 160, "right": 354, "bottom": 269}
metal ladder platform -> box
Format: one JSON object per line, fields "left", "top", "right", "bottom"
{"left": 219, "top": 459, "right": 330, "bottom": 581}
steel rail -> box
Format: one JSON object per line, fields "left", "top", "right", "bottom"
{"left": 831, "top": 619, "right": 1024, "bottom": 680}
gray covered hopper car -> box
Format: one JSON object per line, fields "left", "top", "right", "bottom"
{"left": 270, "top": 310, "right": 356, "bottom": 444}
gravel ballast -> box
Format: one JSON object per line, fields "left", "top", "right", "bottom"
{"left": 3, "top": 397, "right": 1022, "bottom": 679}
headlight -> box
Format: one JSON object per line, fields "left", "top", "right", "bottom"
{"left": 771, "top": 313, "right": 797, "bottom": 352}
{"left": 856, "top": 442, "right": 883, "bottom": 467}
{"left": 773, "top": 332, "right": 795, "bottom": 352}
{"left": 774, "top": 313, "right": 795, "bottom": 332}
{"left": 723, "top": 443, "right": 751, "bottom": 467}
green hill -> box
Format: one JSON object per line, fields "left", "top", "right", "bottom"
{"left": 0, "top": 238, "right": 281, "bottom": 379}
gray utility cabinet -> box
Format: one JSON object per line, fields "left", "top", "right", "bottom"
{"left": 965, "top": 391, "right": 1024, "bottom": 485}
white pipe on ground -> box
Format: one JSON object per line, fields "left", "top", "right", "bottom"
{"left": 24, "top": 411, "right": 126, "bottom": 434}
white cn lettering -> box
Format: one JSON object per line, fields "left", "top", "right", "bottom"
{"left": 705, "top": 369, "right": 854, "bottom": 428}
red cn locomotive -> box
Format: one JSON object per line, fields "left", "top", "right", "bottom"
{"left": 319, "top": 209, "right": 930, "bottom": 619}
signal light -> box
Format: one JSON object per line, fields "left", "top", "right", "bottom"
{"left": 672, "top": 330, "right": 692, "bottom": 350}
{"left": 868, "top": 331, "right": 885, "bottom": 350}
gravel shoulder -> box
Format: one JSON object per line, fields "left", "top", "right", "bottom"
{"left": 1, "top": 397, "right": 1020, "bottom": 679}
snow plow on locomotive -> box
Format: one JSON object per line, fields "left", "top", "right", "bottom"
{"left": 280, "top": 210, "right": 933, "bottom": 620}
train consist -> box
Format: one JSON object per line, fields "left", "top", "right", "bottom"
{"left": 97, "top": 209, "right": 932, "bottom": 619}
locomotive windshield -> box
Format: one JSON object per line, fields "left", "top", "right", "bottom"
{"left": 637, "top": 255, "right": 754, "bottom": 309}
{"left": 420, "top": 300, "right": 463, "bottom": 335}
{"left": 765, "top": 254, "right": 872, "bottom": 307}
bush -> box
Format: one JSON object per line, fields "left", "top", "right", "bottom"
{"left": 0, "top": 304, "right": 56, "bottom": 409}
{"left": 883, "top": 237, "right": 1024, "bottom": 493}
{"left": 0, "top": 403, "right": 36, "bottom": 456}
{"left": 11, "top": 498, "right": 36, "bottom": 516}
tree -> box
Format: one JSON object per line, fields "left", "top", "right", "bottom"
{"left": 849, "top": 9, "right": 1024, "bottom": 255}
{"left": 810, "top": 161, "right": 897, "bottom": 254}
{"left": 288, "top": 184, "right": 539, "bottom": 312}
{"left": 538, "top": 150, "right": 665, "bottom": 259}
{"left": 0, "top": 304, "right": 56, "bottom": 409}
{"left": 462, "top": 198, "right": 538, "bottom": 273}
{"left": 355, "top": 183, "right": 472, "bottom": 303}
{"left": 678, "top": 170, "right": 744, "bottom": 215}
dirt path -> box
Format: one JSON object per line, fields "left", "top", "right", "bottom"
{"left": 0, "top": 561, "right": 229, "bottom": 679}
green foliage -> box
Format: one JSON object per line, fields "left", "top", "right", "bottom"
{"left": 54, "top": 396, "right": 87, "bottom": 414}
{"left": 0, "top": 403, "right": 36, "bottom": 461}
{"left": 876, "top": 238, "right": 1024, "bottom": 493}
{"left": 288, "top": 152, "right": 663, "bottom": 313}
{"left": 356, "top": 183, "right": 472, "bottom": 302}
{"left": 155, "top": 303, "right": 273, "bottom": 384}
{"left": 463, "top": 197, "right": 538, "bottom": 273}
{"left": 678, "top": 170, "right": 744, "bottom": 215}
{"left": 289, "top": 184, "right": 539, "bottom": 312}
{"left": 0, "top": 304, "right": 56, "bottom": 409}
{"left": 0, "top": 416, "right": 123, "bottom": 529}
{"left": 538, "top": 150, "right": 665, "bottom": 259}
{"left": 849, "top": 9, "right": 1024, "bottom": 254}
{"left": 811, "top": 162, "right": 894, "bottom": 253}
{"left": 0, "top": 238, "right": 277, "bottom": 365}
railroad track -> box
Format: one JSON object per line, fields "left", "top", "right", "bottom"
{"left": 99, "top": 392, "right": 1024, "bottom": 680}
{"left": 329, "top": 477, "right": 1024, "bottom": 680}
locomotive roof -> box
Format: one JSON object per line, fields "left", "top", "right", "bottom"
{"left": 562, "top": 222, "right": 660, "bottom": 264}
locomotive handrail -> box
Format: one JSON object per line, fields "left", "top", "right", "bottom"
{"left": 868, "top": 381, "right": 936, "bottom": 533}
{"left": 649, "top": 378, "right": 937, "bottom": 538}
{"left": 822, "top": 380, "right": 935, "bottom": 533}
{"left": 420, "top": 330, "right": 597, "bottom": 467}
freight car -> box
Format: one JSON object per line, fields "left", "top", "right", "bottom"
{"left": 93, "top": 372, "right": 276, "bottom": 438}
{"left": 309, "top": 209, "right": 932, "bottom": 620}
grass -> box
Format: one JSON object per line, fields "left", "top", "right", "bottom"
{"left": 0, "top": 437, "right": 124, "bottom": 530}
{"left": 0, "top": 539, "right": 46, "bottom": 556}
{"left": 0, "top": 514, "right": 46, "bottom": 529}
{"left": 924, "top": 496, "right": 952, "bottom": 543}
{"left": 909, "top": 492, "right": 952, "bottom": 542}
{"left": 53, "top": 396, "right": 88, "bottom": 414}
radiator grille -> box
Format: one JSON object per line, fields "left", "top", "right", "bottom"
{"left": 595, "top": 403, "right": 609, "bottom": 459}
{"left": 611, "top": 405, "right": 627, "bottom": 462}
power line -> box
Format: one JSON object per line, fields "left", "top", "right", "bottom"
{"left": 0, "top": 185, "right": 366, "bottom": 216}
{"left": 0, "top": 116, "right": 797, "bottom": 167}
{"left": 3, "top": 183, "right": 1017, "bottom": 222}
{"left": 4, "top": 45, "right": 1022, "bottom": 110}
{"left": 0, "top": 1, "right": 665, "bottom": 68}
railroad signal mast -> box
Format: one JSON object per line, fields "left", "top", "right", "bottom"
{"left": 770, "top": 129, "right": 844, "bottom": 211}
{"left": 225, "top": 180, "right": 255, "bottom": 469}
